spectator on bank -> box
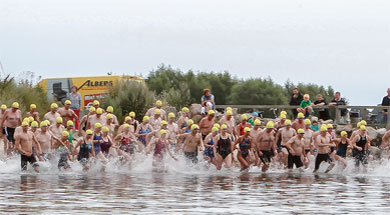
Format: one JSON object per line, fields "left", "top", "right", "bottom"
{"left": 201, "top": 89, "right": 215, "bottom": 114}
{"left": 289, "top": 88, "right": 303, "bottom": 117}
{"left": 297, "top": 94, "right": 313, "bottom": 117}
{"left": 67, "top": 85, "right": 81, "bottom": 130}
{"left": 329, "top": 92, "right": 349, "bottom": 123}
{"left": 381, "top": 88, "right": 390, "bottom": 123}
{"left": 313, "top": 94, "right": 330, "bottom": 120}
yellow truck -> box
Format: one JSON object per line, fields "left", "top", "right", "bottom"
{"left": 37, "top": 75, "right": 144, "bottom": 110}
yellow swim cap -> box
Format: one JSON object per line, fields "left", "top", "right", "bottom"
{"left": 94, "top": 123, "right": 102, "bottom": 129}
{"left": 297, "top": 128, "right": 305, "bottom": 134}
{"left": 143, "top": 116, "right": 150, "bottom": 122}
{"left": 40, "top": 121, "right": 48, "bottom": 127}
{"left": 208, "top": 110, "right": 215, "bottom": 115}
{"left": 12, "top": 102, "right": 19, "bottom": 109}
{"left": 124, "top": 123, "right": 130, "bottom": 129}
{"left": 280, "top": 114, "right": 286, "bottom": 119}
{"left": 125, "top": 116, "right": 131, "bottom": 122}
{"left": 30, "top": 104, "right": 36, "bottom": 110}
{"left": 182, "top": 107, "right": 189, "bottom": 113}
{"left": 226, "top": 110, "right": 233, "bottom": 116}
{"left": 254, "top": 119, "right": 261, "bottom": 126}
{"left": 28, "top": 116, "right": 34, "bottom": 123}
{"left": 266, "top": 121, "right": 275, "bottom": 129}
{"left": 285, "top": 120, "right": 292, "bottom": 126}
{"left": 160, "top": 129, "right": 167, "bottom": 135}
{"left": 1, "top": 104, "right": 6, "bottom": 110}
{"left": 241, "top": 114, "right": 248, "bottom": 120}
{"left": 221, "top": 124, "right": 228, "bottom": 130}
{"left": 341, "top": 131, "right": 347, "bottom": 137}
{"left": 357, "top": 122, "right": 361, "bottom": 128}
{"left": 62, "top": 131, "right": 69, "bottom": 137}
{"left": 56, "top": 117, "right": 63, "bottom": 123}
{"left": 320, "top": 125, "right": 327, "bottom": 132}
{"left": 304, "top": 119, "right": 311, "bottom": 125}
{"left": 327, "top": 124, "right": 333, "bottom": 129}
{"left": 31, "top": 121, "right": 39, "bottom": 128}
{"left": 106, "top": 114, "right": 113, "bottom": 120}
{"left": 297, "top": 113, "right": 304, "bottom": 119}
{"left": 23, "top": 118, "right": 29, "bottom": 123}
{"left": 96, "top": 108, "right": 103, "bottom": 115}
{"left": 102, "top": 126, "right": 109, "bottom": 132}
{"left": 244, "top": 127, "right": 251, "bottom": 133}
{"left": 67, "top": 120, "right": 74, "bottom": 127}
{"left": 226, "top": 107, "right": 232, "bottom": 112}
{"left": 168, "top": 112, "right": 175, "bottom": 118}
{"left": 65, "top": 100, "right": 71, "bottom": 105}
{"left": 44, "top": 120, "right": 50, "bottom": 125}
{"left": 191, "top": 124, "right": 200, "bottom": 130}
{"left": 161, "top": 120, "right": 168, "bottom": 126}
{"left": 93, "top": 100, "right": 100, "bottom": 106}
{"left": 280, "top": 111, "right": 287, "bottom": 116}
{"left": 156, "top": 100, "right": 163, "bottom": 106}
{"left": 187, "top": 119, "right": 194, "bottom": 126}
{"left": 106, "top": 106, "right": 113, "bottom": 113}
{"left": 360, "top": 120, "right": 367, "bottom": 126}
{"left": 213, "top": 123, "right": 220, "bottom": 128}
{"left": 22, "top": 121, "right": 29, "bottom": 127}
{"left": 86, "top": 129, "right": 93, "bottom": 135}
{"left": 89, "top": 107, "right": 96, "bottom": 113}
{"left": 50, "top": 103, "right": 58, "bottom": 109}
{"left": 212, "top": 126, "right": 219, "bottom": 133}
{"left": 154, "top": 109, "right": 161, "bottom": 115}
{"left": 129, "top": 112, "right": 136, "bottom": 117}
{"left": 360, "top": 125, "right": 367, "bottom": 131}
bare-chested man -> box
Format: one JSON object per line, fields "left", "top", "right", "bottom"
{"left": 146, "top": 100, "right": 166, "bottom": 120}
{"left": 15, "top": 121, "right": 42, "bottom": 172}
{"left": 181, "top": 124, "right": 203, "bottom": 164}
{"left": 219, "top": 110, "right": 236, "bottom": 136}
{"left": 314, "top": 125, "right": 335, "bottom": 173}
{"left": 292, "top": 112, "right": 305, "bottom": 131}
{"left": 58, "top": 100, "right": 78, "bottom": 126}
{"left": 250, "top": 119, "right": 263, "bottom": 155}
{"left": 103, "top": 114, "right": 116, "bottom": 138}
{"left": 276, "top": 120, "right": 296, "bottom": 167}
{"left": 149, "top": 109, "right": 162, "bottom": 131}
{"left": 49, "top": 117, "right": 65, "bottom": 140}
{"left": 257, "top": 121, "right": 277, "bottom": 172}
{"left": 87, "top": 108, "right": 106, "bottom": 130}
{"left": 35, "top": 121, "right": 54, "bottom": 160}
{"left": 286, "top": 129, "right": 306, "bottom": 170}
{"left": 26, "top": 104, "right": 40, "bottom": 123}
{"left": 1, "top": 102, "right": 22, "bottom": 153}
{"left": 44, "top": 103, "right": 61, "bottom": 125}
{"left": 302, "top": 119, "right": 314, "bottom": 168}
{"left": 167, "top": 113, "right": 179, "bottom": 150}
{"left": 104, "top": 106, "right": 119, "bottom": 127}
{"left": 199, "top": 110, "right": 216, "bottom": 140}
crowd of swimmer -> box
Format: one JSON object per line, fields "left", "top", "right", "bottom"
{"left": 0, "top": 99, "right": 374, "bottom": 173}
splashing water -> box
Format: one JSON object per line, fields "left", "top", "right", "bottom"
{"left": 1, "top": 151, "right": 390, "bottom": 214}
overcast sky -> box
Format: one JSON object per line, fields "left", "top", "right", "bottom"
{"left": 1, "top": 0, "right": 389, "bottom": 105}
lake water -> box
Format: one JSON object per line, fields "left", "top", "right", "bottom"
{"left": 1, "top": 154, "right": 390, "bottom": 214}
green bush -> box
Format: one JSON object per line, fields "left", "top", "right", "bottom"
{"left": 102, "top": 80, "right": 155, "bottom": 122}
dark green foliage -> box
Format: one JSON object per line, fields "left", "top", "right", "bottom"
{"left": 102, "top": 80, "right": 155, "bottom": 122}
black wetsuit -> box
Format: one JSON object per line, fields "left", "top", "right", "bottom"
{"left": 354, "top": 135, "right": 368, "bottom": 167}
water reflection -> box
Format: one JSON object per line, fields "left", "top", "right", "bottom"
{"left": 0, "top": 172, "right": 389, "bottom": 214}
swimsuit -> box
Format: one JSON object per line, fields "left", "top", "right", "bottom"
{"left": 239, "top": 138, "right": 251, "bottom": 159}
{"left": 153, "top": 140, "right": 166, "bottom": 160}
{"left": 93, "top": 133, "right": 102, "bottom": 154}
{"left": 336, "top": 140, "right": 348, "bottom": 158}
{"left": 78, "top": 142, "right": 91, "bottom": 165}
{"left": 217, "top": 137, "right": 231, "bottom": 159}
{"left": 259, "top": 150, "right": 273, "bottom": 164}
{"left": 288, "top": 154, "right": 303, "bottom": 169}
{"left": 138, "top": 126, "right": 151, "bottom": 146}
{"left": 315, "top": 153, "right": 332, "bottom": 170}
{"left": 21, "top": 154, "right": 39, "bottom": 171}
{"left": 184, "top": 151, "right": 198, "bottom": 163}
{"left": 354, "top": 135, "right": 368, "bottom": 167}
{"left": 120, "top": 137, "right": 134, "bottom": 154}
{"left": 100, "top": 138, "right": 111, "bottom": 155}
{"left": 204, "top": 138, "right": 215, "bottom": 158}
